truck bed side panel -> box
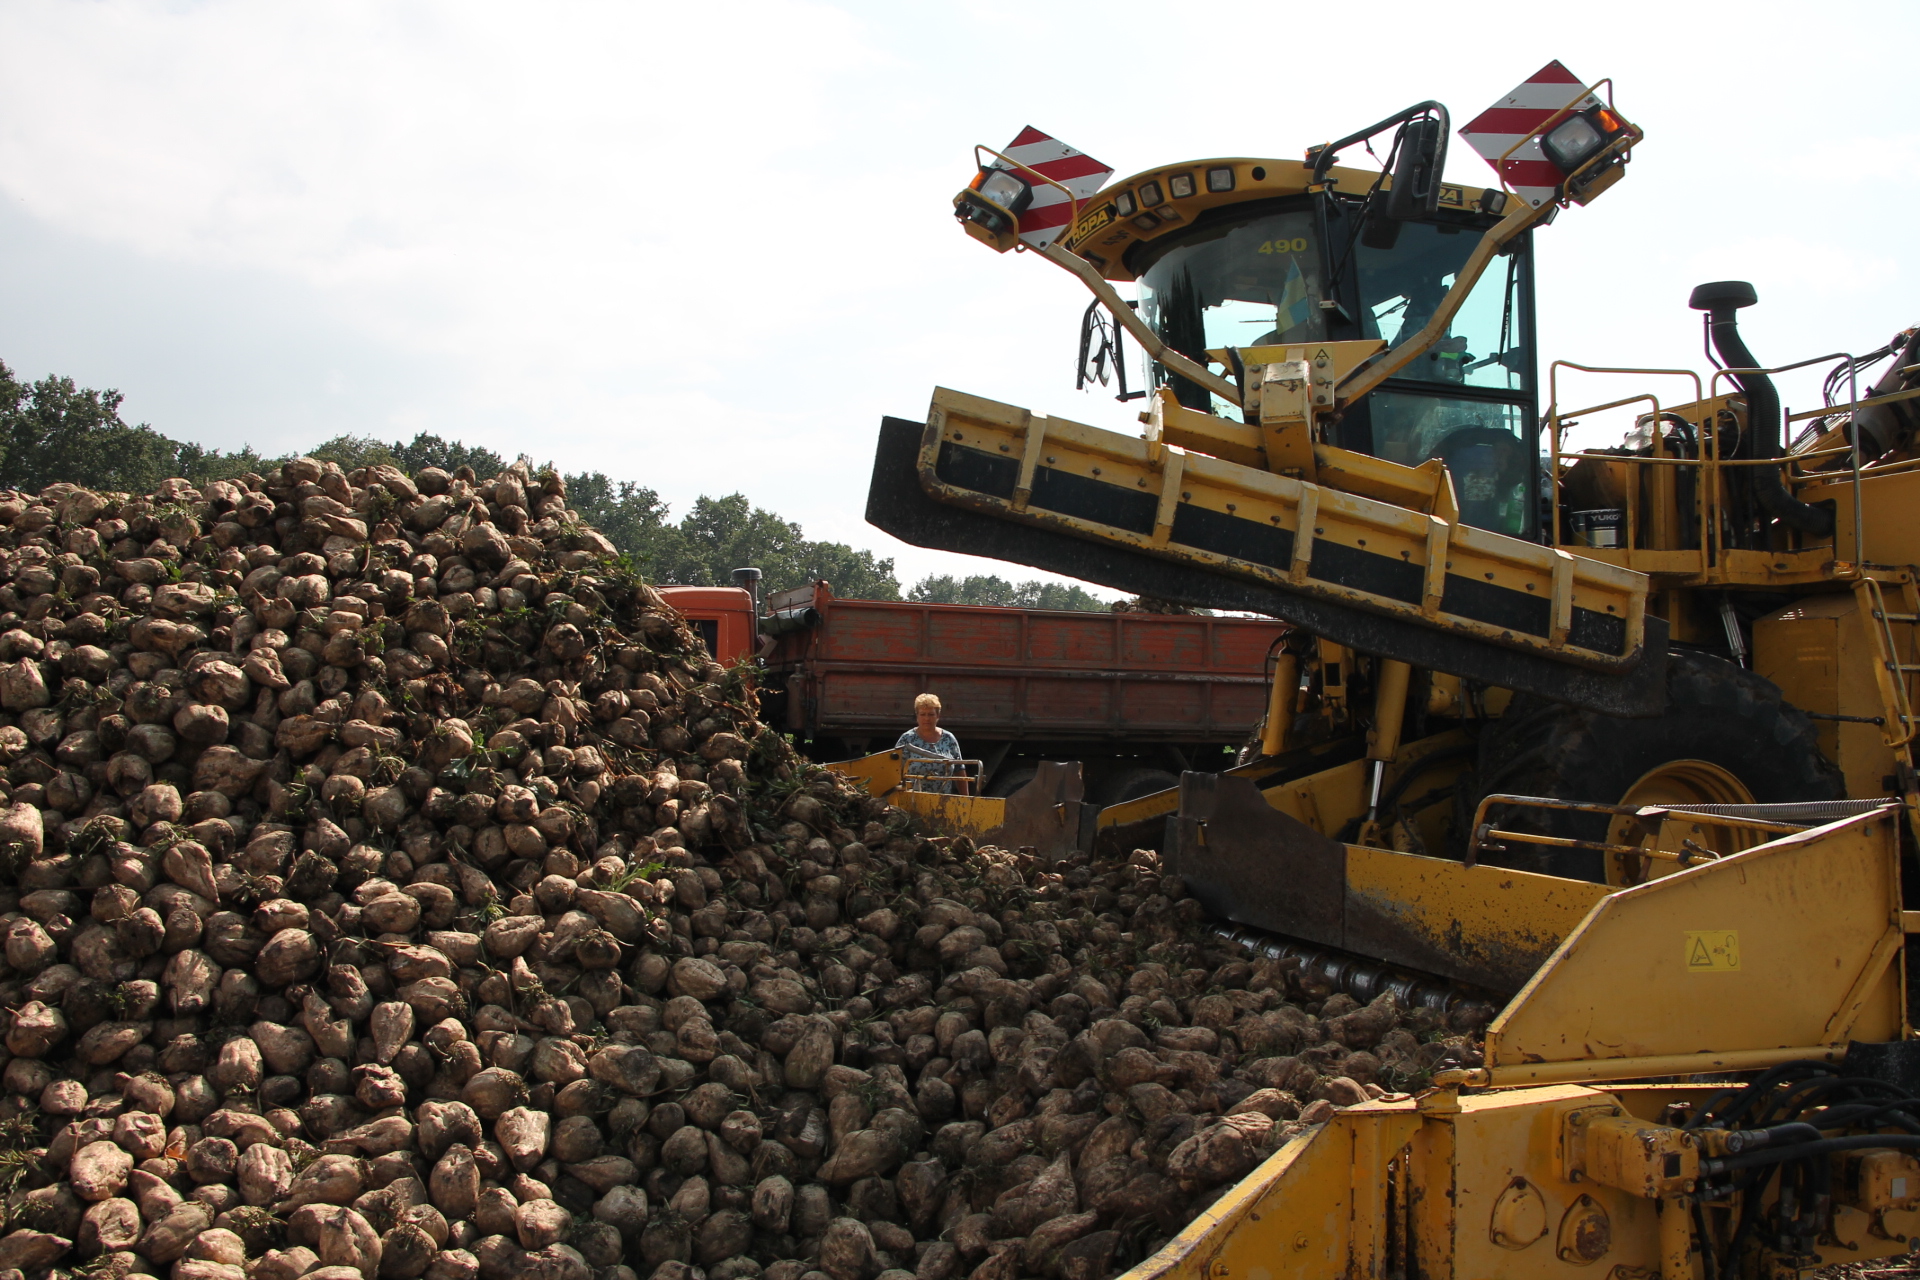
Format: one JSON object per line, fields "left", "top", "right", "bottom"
{"left": 769, "top": 598, "right": 1282, "bottom": 744}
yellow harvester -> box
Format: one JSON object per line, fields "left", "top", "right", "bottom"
{"left": 863, "top": 64, "right": 1920, "bottom": 1279}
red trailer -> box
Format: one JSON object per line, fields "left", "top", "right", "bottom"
{"left": 659, "top": 581, "right": 1286, "bottom": 805}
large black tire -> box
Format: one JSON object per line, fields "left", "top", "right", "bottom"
{"left": 1464, "top": 650, "right": 1843, "bottom": 881}
{"left": 1103, "top": 767, "right": 1181, "bottom": 806}
{"left": 985, "top": 765, "right": 1038, "bottom": 798}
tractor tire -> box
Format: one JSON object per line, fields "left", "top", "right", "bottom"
{"left": 986, "top": 765, "right": 1039, "bottom": 799}
{"left": 1463, "top": 649, "right": 1842, "bottom": 882}
{"left": 1103, "top": 767, "right": 1182, "bottom": 806}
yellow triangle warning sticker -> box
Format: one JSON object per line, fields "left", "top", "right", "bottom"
{"left": 1684, "top": 930, "right": 1740, "bottom": 971}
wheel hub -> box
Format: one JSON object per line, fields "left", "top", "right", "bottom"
{"left": 1604, "top": 758, "right": 1756, "bottom": 885}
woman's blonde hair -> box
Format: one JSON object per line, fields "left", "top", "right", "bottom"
{"left": 914, "top": 693, "right": 942, "bottom": 714}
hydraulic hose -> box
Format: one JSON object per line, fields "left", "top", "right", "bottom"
{"left": 1701, "top": 1130, "right": 1920, "bottom": 1175}
{"left": 1690, "top": 281, "right": 1835, "bottom": 536}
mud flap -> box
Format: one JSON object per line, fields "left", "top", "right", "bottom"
{"left": 1167, "top": 773, "right": 1601, "bottom": 992}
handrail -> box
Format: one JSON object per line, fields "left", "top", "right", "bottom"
{"left": 1706, "top": 352, "right": 1863, "bottom": 563}
{"left": 1541, "top": 352, "right": 1884, "bottom": 571}
{"left": 973, "top": 143, "right": 1086, "bottom": 237}
{"left": 1465, "top": 791, "right": 1812, "bottom": 871}
{"left": 1786, "top": 383, "right": 1920, "bottom": 423}
{"left": 1545, "top": 373, "right": 1686, "bottom": 566}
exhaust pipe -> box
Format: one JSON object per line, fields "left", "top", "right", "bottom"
{"left": 1689, "top": 281, "right": 1834, "bottom": 536}
{"left": 730, "top": 566, "right": 763, "bottom": 617}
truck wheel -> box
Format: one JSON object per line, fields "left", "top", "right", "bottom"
{"left": 1104, "top": 768, "right": 1182, "bottom": 806}
{"left": 1465, "top": 649, "right": 1843, "bottom": 883}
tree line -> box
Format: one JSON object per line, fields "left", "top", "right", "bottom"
{"left": 0, "top": 359, "right": 1109, "bottom": 609}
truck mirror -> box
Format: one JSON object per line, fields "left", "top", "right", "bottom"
{"left": 1076, "top": 299, "right": 1146, "bottom": 402}
{"left": 1384, "top": 116, "right": 1447, "bottom": 223}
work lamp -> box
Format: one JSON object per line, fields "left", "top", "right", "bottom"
{"left": 1542, "top": 105, "right": 1628, "bottom": 173}
{"left": 973, "top": 167, "right": 1032, "bottom": 215}
{"left": 952, "top": 166, "right": 1033, "bottom": 251}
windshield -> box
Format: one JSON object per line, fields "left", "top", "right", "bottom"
{"left": 1135, "top": 206, "right": 1531, "bottom": 399}
{"left": 1130, "top": 200, "right": 1537, "bottom": 537}
{"left": 1137, "top": 208, "right": 1328, "bottom": 408}
{"left": 1356, "top": 222, "right": 1529, "bottom": 393}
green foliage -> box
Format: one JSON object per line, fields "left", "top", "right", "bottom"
{"left": 564, "top": 472, "right": 670, "bottom": 560}
{"left": 308, "top": 434, "right": 402, "bottom": 472}
{"left": 571, "top": 488, "right": 900, "bottom": 601}
{"left": 0, "top": 358, "right": 258, "bottom": 493}
{"left": 909, "top": 573, "right": 1108, "bottom": 611}
{"left": 309, "top": 432, "right": 509, "bottom": 478}
{"left": 0, "top": 360, "right": 906, "bottom": 600}
{"left": 392, "top": 433, "right": 507, "bottom": 477}
{"left": 177, "top": 442, "right": 272, "bottom": 484}
{"left": 650, "top": 494, "right": 900, "bottom": 601}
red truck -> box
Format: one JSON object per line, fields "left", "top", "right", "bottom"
{"left": 657, "top": 580, "right": 1287, "bottom": 805}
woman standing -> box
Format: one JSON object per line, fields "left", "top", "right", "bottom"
{"left": 897, "top": 693, "right": 966, "bottom": 794}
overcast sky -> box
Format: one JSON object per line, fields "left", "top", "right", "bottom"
{"left": 1, "top": 1, "right": 1913, "bottom": 594}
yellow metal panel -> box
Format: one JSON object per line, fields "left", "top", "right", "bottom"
{"left": 1345, "top": 846, "right": 1608, "bottom": 987}
{"left": 825, "top": 749, "right": 1009, "bottom": 837}
{"left": 1486, "top": 809, "right": 1905, "bottom": 1071}
{"left": 924, "top": 388, "right": 1651, "bottom": 671}
{"left": 1124, "top": 1102, "right": 1419, "bottom": 1280}
{"left": 1754, "top": 593, "right": 1896, "bottom": 797}
{"left": 1261, "top": 756, "right": 1368, "bottom": 832}
{"left": 1060, "top": 160, "right": 1500, "bottom": 279}
{"left": 1441, "top": 1087, "right": 1663, "bottom": 1280}
{"left": 825, "top": 748, "right": 906, "bottom": 795}
{"left": 892, "top": 791, "right": 1006, "bottom": 838}
{"left": 1110, "top": 1082, "right": 1920, "bottom": 1280}
{"left": 1801, "top": 466, "right": 1920, "bottom": 567}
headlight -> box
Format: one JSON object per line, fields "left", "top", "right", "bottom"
{"left": 1542, "top": 116, "right": 1602, "bottom": 169}
{"left": 1542, "top": 106, "right": 1629, "bottom": 173}
{"left": 973, "top": 168, "right": 1032, "bottom": 214}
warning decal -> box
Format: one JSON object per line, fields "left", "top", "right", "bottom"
{"left": 1685, "top": 930, "right": 1740, "bottom": 972}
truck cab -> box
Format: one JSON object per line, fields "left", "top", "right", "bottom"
{"left": 653, "top": 586, "right": 758, "bottom": 665}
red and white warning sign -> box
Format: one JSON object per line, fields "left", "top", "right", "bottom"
{"left": 1458, "top": 61, "right": 1602, "bottom": 208}
{"left": 990, "top": 127, "right": 1113, "bottom": 249}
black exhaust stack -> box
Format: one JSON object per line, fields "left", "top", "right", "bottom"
{"left": 1689, "top": 280, "right": 1834, "bottom": 536}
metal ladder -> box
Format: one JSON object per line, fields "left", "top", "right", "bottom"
{"left": 1853, "top": 574, "right": 1920, "bottom": 836}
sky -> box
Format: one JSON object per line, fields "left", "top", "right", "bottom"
{"left": 0, "top": 0, "right": 1914, "bottom": 595}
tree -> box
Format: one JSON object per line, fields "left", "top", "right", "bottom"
{"left": 910, "top": 573, "right": 1107, "bottom": 611}
{"left": 309, "top": 435, "right": 402, "bottom": 473}
{"left": 648, "top": 494, "right": 901, "bottom": 600}
{"left": 0, "top": 358, "right": 273, "bottom": 493}
{"left": 393, "top": 433, "right": 506, "bottom": 477}
{"left": 0, "top": 357, "right": 904, "bottom": 600}
{"left": 563, "top": 472, "right": 671, "bottom": 563}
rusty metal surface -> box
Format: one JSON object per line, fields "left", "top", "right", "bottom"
{"left": 1341, "top": 853, "right": 1599, "bottom": 992}
{"left": 763, "top": 583, "right": 1284, "bottom": 744}
{"left": 1169, "top": 772, "right": 1348, "bottom": 949}
{"left": 992, "top": 760, "right": 1087, "bottom": 862}
{"left": 1094, "top": 810, "right": 1170, "bottom": 861}
{"left": 1167, "top": 772, "right": 1607, "bottom": 991}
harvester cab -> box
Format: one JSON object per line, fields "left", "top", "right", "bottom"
{"left": 874, "top": 66, "right": 1664, "bottom": 720}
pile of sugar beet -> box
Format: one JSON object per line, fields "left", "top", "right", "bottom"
{"left": 0, "top": 460, "right": 1487, "bottom": 1280}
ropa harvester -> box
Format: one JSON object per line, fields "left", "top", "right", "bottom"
{"left": 865, "top": 62, "right": 1920, "bottom": 1279}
